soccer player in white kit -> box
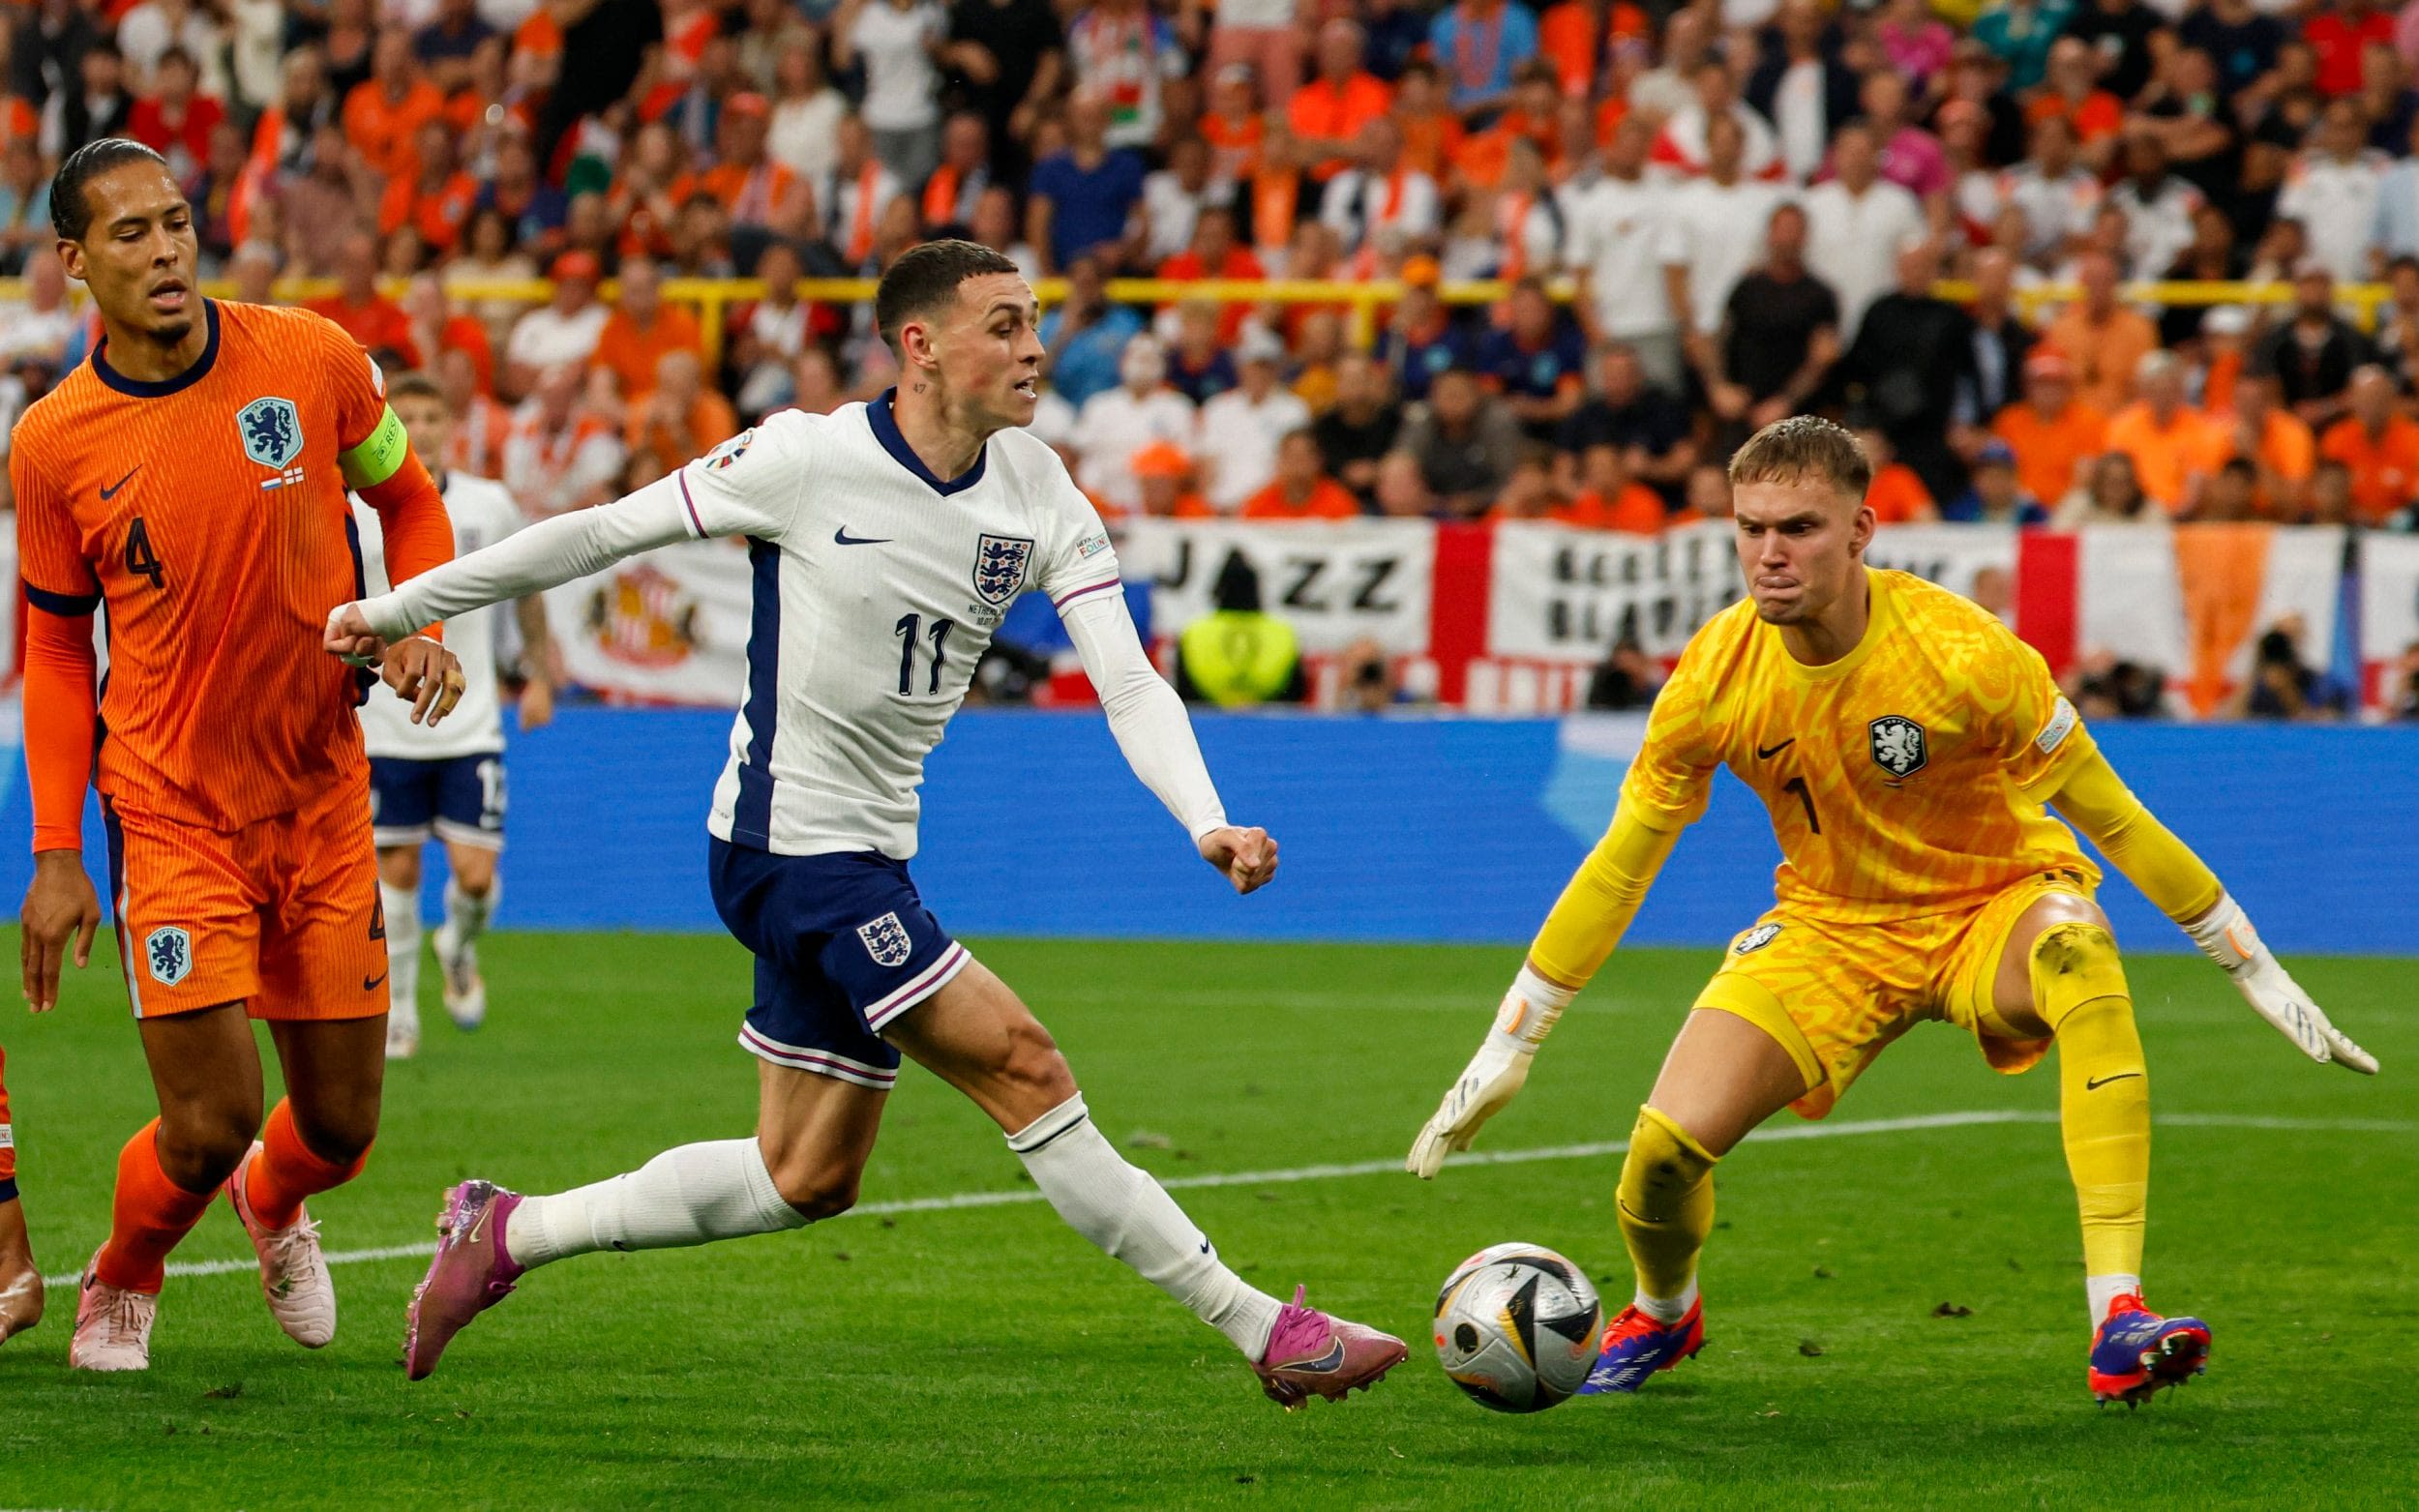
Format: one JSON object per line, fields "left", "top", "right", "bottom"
{"left": 354, "top": 373, "right": 559, "bottom": 1059}
{"left": 326, "top": 241, "right": 1408, "bottom": 1405}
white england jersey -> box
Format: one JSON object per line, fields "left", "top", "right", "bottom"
{"left": 673, "top": 397, "right": 1120, "bottom": 860}
{"left": 353, "top": 474, "right": 523, "bottom": 760}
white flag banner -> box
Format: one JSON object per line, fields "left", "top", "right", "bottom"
{"left": 543, "top": 538, "right": 753, "bottom": 706}
{"left": 2238, "top": 524, "right": 2346, "bottom": 689}
{"left": 1122, "top": 518, "right": 1435, "bottom": 654}
{"left": 1484, "top": 519, "right": 1744, "bottom": 663}
{"left": 1865, "top": 521, "right": 2018, "bottom": 605}
{"left": 2075, "top": 522, "right": 2187, "bottom": 672}
{"left": 2360, "top": 533, "right": 2419, "bottom": 673}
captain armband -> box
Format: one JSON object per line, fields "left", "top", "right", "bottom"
{"left": 340, "top": 406, "right": 412, "bottom": 489}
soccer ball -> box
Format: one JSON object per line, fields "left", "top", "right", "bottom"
{"left": 1432, "top": 1241, "right": 1603, "bottom": 1412}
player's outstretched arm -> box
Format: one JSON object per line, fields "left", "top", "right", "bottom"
{"left": 332, "top": 474, "right": 702, "bottom": 648}
{"left": 1056, "top": 587, "right": 1276, "bottom": 894}
{"left": 1409, "top": 800, "right": 1685, "bottom": 1177}
{"left": 2049, "top": 749, "right": 2377, "bottom": 1074}
{"left": 18, "top": 606, "right": 103, "bottom": 1012}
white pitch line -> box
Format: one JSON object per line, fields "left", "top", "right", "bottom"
{"left": 37, "top": 1110, "right": 2408, "bottom": 1290}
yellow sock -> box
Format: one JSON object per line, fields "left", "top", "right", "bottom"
{"left": 1617, "top": 1105, "right": 1717, "bottom": 1320}
{"left": 2032, "top": 923, "right": 2149, "bottom": 1321}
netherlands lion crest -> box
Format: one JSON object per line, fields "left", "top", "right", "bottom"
{"left": 1868, "top": 715, "right": 1927, "bottom": 778}
{"left": 856, "top": 912, "right": 912, "bottom": 968}
{"left": 972, "top": 533, "right": 1033, "bottom": 606}
{"left": 145, "top": 926, "right": 194, "bottom": 987}
{"left": 237, "top": 397, "right": 304, "bottom": 469}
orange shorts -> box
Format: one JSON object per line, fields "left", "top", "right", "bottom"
{"left": 102, "top": 780, "right": 390, "bottom": 1022}
{"left": 0, "top": 1045, "right": 15, "bottom": 1188}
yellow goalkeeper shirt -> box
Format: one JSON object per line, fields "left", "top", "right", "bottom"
{"left": 1622, "top": 567, "right": 2100, "bottom": 925}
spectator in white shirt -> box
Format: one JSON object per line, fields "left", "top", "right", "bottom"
{"left": 1666, "top": 113, "right": 1792, "bottom": 338}
{"left": 1074, "top": 334, "right": 1199, "bottom": 515}
{"left": 1568, "top": 115, "right": 1687, "bottom": 391}
{"left": 833, "top": 0, "right": 947, "bottom": 187}
{"left": 1320, "top": 117, "right": 1443, "bottom": 255}
{"left": 1140, "top": 135, "right": 1223, "bottom": 265}
{"left": 504, "top": 251, "right": 612, "bottom": 396}
{"left": 767, "top": 30, "right": 850, "bottom": 187}
{"left": 502, "top": 363, "right": 626, "bottom": 518}
{"left": 2106, "top": 133, "right": 2206, "bottom": 286}
{"left": 1197, "top": 327, "right": 1314, "bottom": 511}
{"left": 1994, "top": 114, "right": 2104, "bottom": 266}
{"left": 1652, "top": 58, "right": 1782, "bottom": 182}
{"left": 2279, "top": 97, "right": 2389, "bottom": 282}
{"left": 1803, "top": 122, "right": 1927, "bottom": 343}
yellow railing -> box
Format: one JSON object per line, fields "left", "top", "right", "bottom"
{"left": 0, "top": 276, "right": 2399, "bottom": 368}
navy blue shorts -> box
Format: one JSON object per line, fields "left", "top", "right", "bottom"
{"left": 370, "top": 755, "right": 506, "bottom": 850}
{"left": 707, "top": 839, "right": 971, "bottom": 1091}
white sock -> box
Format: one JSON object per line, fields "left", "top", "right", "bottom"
{"left": 2087, "top": 1273, "right": 2142, "bottom": 1328}
{"left": 1007, "top": 1094, "right": 1282, "bottom": 1359}
{"left": 1633, "top": 1276, "right": 1698, "bottom": 1326}
{"left": 445, "top": 875, "right": 496, "bottom": 944}
{"left": 381, "top": 881, "right": 421, "bottom": 1028}
{"left": 504, "top": 1138, "right": 811, "bottom": 1269}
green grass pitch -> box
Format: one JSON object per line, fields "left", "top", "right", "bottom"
{"left": 0, "top": 932, "right": 2410, "bottom": 1509}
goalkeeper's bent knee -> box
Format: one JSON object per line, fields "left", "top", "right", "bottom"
{"left": 2033, "top": 923, "right": 2150, "bottom": 1283}
{"left": 2028, "top": 920, "right": 2130, "bottom": 1034}
{"left": 1617, "top": 1106, "right": 1717, "bottom": 1302}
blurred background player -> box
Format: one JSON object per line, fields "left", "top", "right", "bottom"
{"left": 13, "top": 139, "right": 464, "bottom": 1372}
{"left": 1410, "top": 417, "right": 2375, "bottom": 1406}
{"left": 329, "top": 241, "right": 1407, "bottom": 1408}
{"left": 0, "top": 1046, "right": 37, "bottom": 1346}
{"left": 355, "top": 372, "right": 559, "bottom": 1059}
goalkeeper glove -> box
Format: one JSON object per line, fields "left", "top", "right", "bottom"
{"left": 1408, "top": 966, "right": 1577, "bottom": 1178}
{"left": 2186, "top": 893, "right": 2378, "bottom": 1075}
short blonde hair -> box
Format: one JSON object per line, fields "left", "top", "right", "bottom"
{"left": 1727, "top": 415, "right": 1872, "bottom": 499}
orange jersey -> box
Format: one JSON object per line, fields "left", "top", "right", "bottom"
{"left": 2319, "top": 414, "right": 2419, "bottom": 522}
{"left": 13, "top": 301, "right": 447, "bottom": 832}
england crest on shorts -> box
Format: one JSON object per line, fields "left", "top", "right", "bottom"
{"left": 972, "top": 534, "right": 1033, "bottom": 606}
{"left": 1868, "top": 715, "right": 1928, "bottom": 779}
{"left": 146, "top": 926, "right": 194, "bottom": 986}
{"left": 857, "top": 912, "right": 912, "bottom": 968}
{"left": 237, "top": 397, "right": 303, "bottom": 469}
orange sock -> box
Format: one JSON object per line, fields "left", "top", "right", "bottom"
{"left": 95, "top": 1120, "right": 218, "bottom": 1294}
{"left": 243, "top": 1100, "right": 369, "bottom": 1231}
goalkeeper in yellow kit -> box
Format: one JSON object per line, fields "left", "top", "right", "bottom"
{"left": 1409, "top": 417, "right": 2378, "bottom": 1405}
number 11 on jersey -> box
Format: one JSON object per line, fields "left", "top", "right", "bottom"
{"left": 893, "top": 612, "right": 957, "bottom": 697}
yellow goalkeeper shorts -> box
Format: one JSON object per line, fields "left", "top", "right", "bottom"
{"left": 1692, "top": 872, "right": 2098, "bottom": 1120}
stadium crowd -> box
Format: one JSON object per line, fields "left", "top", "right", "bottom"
{"left": 12, "top": 0, "right": 2419, "bottom": 531}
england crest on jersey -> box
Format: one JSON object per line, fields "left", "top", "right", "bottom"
{"left": 856, "top": 912, "right": 912, "bottom": 968}
{"left": 972, "top": 534, "right": 1034, "bottom": 606}
{"left": 237, "top": 397, "right": 304, "bottom": 469}
{"left": 1868, "top": 715, "right": 1928, "bottom": 778}
{"left": 146, "top": 926, "right": 194, "bottom": 986}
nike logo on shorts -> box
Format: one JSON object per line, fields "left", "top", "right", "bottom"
{"left": 2085, "top": 1072, "right": 2141, "bottom": 1090}
{"left": 364, "top": 971, "right": 389, "bottom": 991}
{"left": 834, "top": 527, "right": 892, "bottom": 546}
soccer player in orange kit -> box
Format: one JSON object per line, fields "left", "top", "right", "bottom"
{"left": 13, "top": 139, "right": 465, "bottom": 1371}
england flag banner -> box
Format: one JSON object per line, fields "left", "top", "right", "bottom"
{"left": 1484, "top": 519, "right": 1745, "bottom": 663}
{"left": 1122, "top": 518, "right": 1436, "bottom": 655}
{"left": 541, "top": 537, "right": 754, "bottom": 706}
